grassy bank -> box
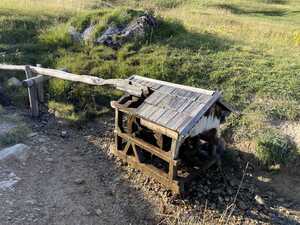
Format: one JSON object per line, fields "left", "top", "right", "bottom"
{"left": 0, "top": 0, "right": 299, "bottom": 165}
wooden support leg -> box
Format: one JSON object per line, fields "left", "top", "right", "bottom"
{"left": 36, "top": 64, "right": 44, "bottom": 103}
{"left": 25, "top": 65, "right": 39, "bottom": 117}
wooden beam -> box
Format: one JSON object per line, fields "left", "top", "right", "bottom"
{"left": 116, "top": 131, "right": 171, "bottom": 163}
{"left": 0, "top": 64, "right": 148, "bottom": 97}
{"left": 22, "top": 75, "right": 48, "bottom": 87}
{"left": 110, "top": 144, "right": 182, "bottom": 194}
{"left": 24, "top": 66, "right": 39, "bottom": 117}
{"left": 36, "top": 64, "right": 45, "bottom": 103}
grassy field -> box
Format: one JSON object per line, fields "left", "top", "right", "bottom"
{"left": 0, "top": 0, "right": 299, "bottom": 164}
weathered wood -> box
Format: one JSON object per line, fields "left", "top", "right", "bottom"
{"left": 139, "top": 119, "right": 178, "bottom": 139}
{"left": 24, "top": 66, "right": 39, "bottom": 117}
{"left": 131, "top": 75, "right": 214, "bottom": 95}
{"left": 22, "top": 75, "right": 48, "bottom": 87}
{"left": 110, "top": 144, "right": 182, "bottom": 194}
{"left": 36, "top": 64, "right": 45, "bottom": 103}
{"left": 116, "top": 131, "right": 171, "bottom": 162}
{"left": 0, "top": 64, "right": 148, "bottom": 97}
{"left": 180, "top": 91, "right": 222, "bottom": 135}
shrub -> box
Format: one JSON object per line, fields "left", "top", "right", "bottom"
{"left": 248, "top": 97, "right": 300, "bottom": 121}
{"left": 39, "top": 23, "right": 73, "bottom": 48}
{"left": 0, "top": 125, "right": 31, "bottom": 146}
{"left": 48, "top": 100, "right": 83, "bottom": 123}
{"left": 255, "top": 129, "right": 294, "bottom": 166}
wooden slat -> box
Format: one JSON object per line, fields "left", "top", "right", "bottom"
{"left": 147, "top": 82, "right": 161, "bottom": 90}
{"left": 184, "top": 101, "right": 206, "bottom": 117}
{"left": 136, "top": 103, "right": 154, "bottom": 117}
{"left": 0, "top": 64, "right": 148, "bottom": 97}
{"left": 157, "top": 85, "right": 175, "bottom": 95}
{"left": 140, "top": 119, "right": 178, "bottom": 139}
{"left": 166, "top": 112, "right": 192, "bottom": 131}
{"left": 116, "top": 131, "right": 171, "bottom": 162}
{"left": 171, "top": 88, "right": 189, "bottom": 98}
{"left": 176, "top": 99, "right": 193, "bottom": 112}
{"left": 180, "top": 92, "right": 222, "bottom": 135}
{"left": 156, "top": 109, "right": 178, "bottom": 126}
{"left": 131, "top": 75, "right": 215, "bottom": 95}
{"left": 196, "top": 94, "right": 210, "bottom": 104}
{"left": 111, "top": 144, "right": 182, "bottom": 194}
{"left": 148, "top": 107, "right": 167, "bottom": 122}
{"left": 144, "top": 91, "right": 166, "bottom": 105}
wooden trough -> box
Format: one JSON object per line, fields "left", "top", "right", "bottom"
{"left": 0, "top": 65, "right": 233, "bottom": 194}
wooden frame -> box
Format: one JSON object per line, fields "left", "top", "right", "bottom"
{"left": 111, "top": 107, "right": 184, "bottom": 194}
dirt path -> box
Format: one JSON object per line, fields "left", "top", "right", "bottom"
{"left": 0, "top": 108, "right": 300, "bottom": 225}
{"left": 0, "top": 109, "right": 156, "bottom": 225}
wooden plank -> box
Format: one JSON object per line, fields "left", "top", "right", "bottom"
{"left": 157, "top": 85, "right": 175, "bottom": 95}
{"left": 116, "top": 131, "right": 171, "bottom": 162}
{"left": 147, "top": 82, "right": 161, "bottom": 90}
{"left": 156, "top": 109, "right": 178, "bottom": 126}
{"left": 166, "top": 112, "right": 192, "bottom": 131}
{"left": 186, "top": 91, "right": 202, "bottom": 101}
{"left": 136, "top": 103, "right": 158, "bottom": 118}
{"left": 148, "top": 107, "right": 168, "bottom": 122}
{"left": 184, "top": 101, "right": 206, "bottom": 117}
{"left": 195, "top": 94, "right": 210, "bottom": 104}
{"left": 132, "top": 75, "right": 215, "bottom": 95}
{"left": 144, "top": 91, "right": 166, "bottom": 105}
{"left": 22, "top": 75, "right": 49, "bottom": 87}
{"left": 171, "top": 88, "right": 189, "bottom": 98}
{"left": 139, "top": 119, "right": 178, "bottom": 139}
{"left": 180, "top": 92, "right": 222, "bottom": 135}
{"left": 111, "top": 145, "right": 182, "bottom": 194}
{"left": 176, "top": 99, "right": 193, "bottom": 112}
{"left": 24, "top": 66, "right": 39, "bottom": 117}
{"left": 0, "top": 64, "right": 148, "bottom": 97}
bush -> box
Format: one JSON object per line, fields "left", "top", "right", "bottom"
{"left": 255, "top": 129, "right": 294, "bottom": 166}
{"left": 0, "top": 125, "right": 31, "bottom": 146}
{"left": 39, "top": 23, "right": 73, "bottom": 48}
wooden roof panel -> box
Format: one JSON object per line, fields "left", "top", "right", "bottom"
{"left": 126, "top": 75, "right": 222, "bottom": 134}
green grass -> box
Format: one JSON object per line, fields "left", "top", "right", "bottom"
{"left": 0, "top": 0, "right": 299, "bottom": 164}
{"left": 255, "top": 129, "right": 295, "bottom": 166}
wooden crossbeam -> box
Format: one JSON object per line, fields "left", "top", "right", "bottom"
{"left": 0, "top": 64, "right": 149, "bottom": 97}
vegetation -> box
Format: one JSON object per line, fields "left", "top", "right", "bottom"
{"left": 0, "top": 0, "right": 299, "bottom": 164}
{"left": 0, "top": 113, "right": 31, "bottom": 147}
{"left": 255, "top": 129, "right": 295, "bottom": 166}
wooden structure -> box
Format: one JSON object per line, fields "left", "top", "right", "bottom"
{"left": 0, "top": 64, "right": 233, "bottom": 194}
{"left": 0, "top": 64, "right": 149, "bottom": 117}
{"left": 111, "top": 75, "right": 233, "bottom": 194}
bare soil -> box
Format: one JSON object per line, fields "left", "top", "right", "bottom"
{"left": 0, "top": 107, "right": 299, "bottom": 225}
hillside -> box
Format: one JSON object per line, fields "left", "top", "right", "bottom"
{"left": 0, "top": 0, "right": 299, "bottom": 224}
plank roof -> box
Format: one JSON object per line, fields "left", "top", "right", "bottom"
{"left": 128, "top": 75, "right": 223, "bottom": 136}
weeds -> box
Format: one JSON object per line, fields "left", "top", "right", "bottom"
{"left": 255, "top": 129, "right": 295, "bottom": 166}
{"left": 0, "top": 125, "right": 31, "bottom": 146}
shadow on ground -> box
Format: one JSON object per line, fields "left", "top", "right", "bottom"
{"left": 150, "top": 18, "right": 233, "bottom": 52}
{"left": 212, "top": 3, "right": 300, "bottom": 17}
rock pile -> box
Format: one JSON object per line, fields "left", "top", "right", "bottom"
{"left": 69, "top": 13, "right": 157, "bottom": 49}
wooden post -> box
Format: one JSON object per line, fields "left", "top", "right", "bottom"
{"left": 36, "top": 64, "right": 44, "bottom": 103}
{"left": 25, "top": 65, "right": 39, "bottom": 117}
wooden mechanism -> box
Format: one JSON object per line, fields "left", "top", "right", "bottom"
{"left": 110, "top": 76, "right": 233, "bottom": 194}
{"left": 0, "top": 65, "right": 233, "bottom": 194}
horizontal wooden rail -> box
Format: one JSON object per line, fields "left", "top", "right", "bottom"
{"left": 0, "top": 64, "right": 149, "bottom": 97}
{"left": 116, "top": 131, "right": 172, "bottom": 163}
